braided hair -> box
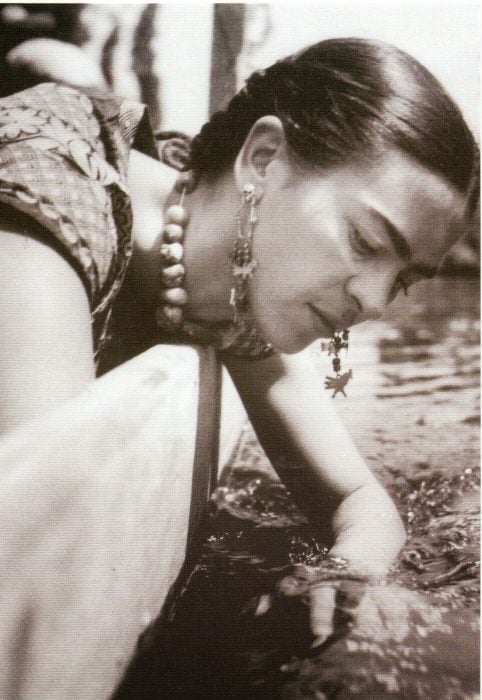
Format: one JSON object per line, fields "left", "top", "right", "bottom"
{"left": 188, "top": 37, "right": 478, "bottom": 217}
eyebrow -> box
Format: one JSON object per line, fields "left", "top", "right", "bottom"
{"left": 408, "top": 262, "right": 438, "bottom": 278}
{"left": 369, "top": 208, "right": 438, "bottom": 279}
{"left": 369, "top": 208, "right": 411, "bottom": 261}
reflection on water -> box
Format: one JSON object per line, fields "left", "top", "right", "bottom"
{"left": 377, "top": 277, "right": 479, "bottom": 394}
{"left": 317, "top": 276, "right": 479, "bottom": 397}
{"left": 116, "top": 278, "right": 479, "bottom": 699}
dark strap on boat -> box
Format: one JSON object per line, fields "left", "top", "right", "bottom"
{"left": 185, "top": 347, "right": 222, "bottom": 554}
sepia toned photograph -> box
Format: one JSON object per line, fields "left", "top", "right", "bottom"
{"left": 0, "top": 2, "right": 478, "bottom": 698}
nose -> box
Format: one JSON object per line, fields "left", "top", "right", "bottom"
{"left": 346, "top": 273, "right": 392, "bottom": 323}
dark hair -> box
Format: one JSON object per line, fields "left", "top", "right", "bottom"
{"left": 190, "top": 37, "right": 479, "bottom": 216}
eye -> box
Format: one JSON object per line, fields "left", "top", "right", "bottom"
{"left": 349, "top": 226, "right": 378, "bottom": 257}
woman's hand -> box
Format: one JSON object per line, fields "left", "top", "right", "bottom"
{"left": 247, "top": 559, "right": 374, "bottom": 651}
{"left": 302, "top": 480, "right": 405, "bottom": 646}
{"left": 276, "top": 562, "right": 372, "bottom": 648}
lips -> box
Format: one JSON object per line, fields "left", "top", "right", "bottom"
{"left": 308, "top": 305, "right": 338, "bottom": 337}
{"left": 340, "top": 310, "right": 360, "bottom": 328}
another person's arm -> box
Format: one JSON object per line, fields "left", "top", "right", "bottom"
{"left": 0, "top": 210, "right": 96, "bottom": 435}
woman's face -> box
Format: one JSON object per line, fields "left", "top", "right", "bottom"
{"left": 249, "top": 148, "right": 466, "bottom": 353}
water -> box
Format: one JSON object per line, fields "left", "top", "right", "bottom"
{"left": 115, "top": 277, "right": 479, "bottom": 699}
{"left": 320, "top": 277, "right": 480, "bottom": 478}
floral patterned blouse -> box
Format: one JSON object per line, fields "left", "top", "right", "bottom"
{"left": 0, "top": 83, "right": 273, "bottom": 363}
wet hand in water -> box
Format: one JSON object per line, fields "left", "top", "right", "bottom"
{"left": 275, "top": 563, "right": 369, "bottom": 648}
{"left": 249, "top": 560, "right": 371, "bottom": 650}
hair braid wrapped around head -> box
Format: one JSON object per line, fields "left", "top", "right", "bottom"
{"left": 189, "top": 82, "right": 271, "bottom": 178}
{"left": 155, "top": 130, "right": 192, "bottom": 171}
{"left": 184, "top": 38, "right": 478, "bottom": 217}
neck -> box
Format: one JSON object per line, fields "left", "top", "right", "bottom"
{"left": 128, "top": 151, "right": 238, "bottom": 323}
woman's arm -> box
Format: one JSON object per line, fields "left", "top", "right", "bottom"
{"left": 224, "top": 350, "right": 406, "bottom": 573}
{"left": 226, "top": 350, "right": 405, "bottom": 644}
{"left": 0, "top": 210, "right": 96, "bottom": 434}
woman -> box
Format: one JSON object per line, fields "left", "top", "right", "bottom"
{"left": 0, "top": 37, "right": 478, "bottom": 694}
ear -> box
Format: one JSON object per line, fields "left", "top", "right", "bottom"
{"left": 233, "top": 115, "right": 288, "bottom": 196}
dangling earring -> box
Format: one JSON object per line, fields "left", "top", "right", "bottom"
{"left": 323, "top": 329, "right": 352, "bottom": 397}
{"left": 229, "top": 183, "right": 261, "bottom": 325}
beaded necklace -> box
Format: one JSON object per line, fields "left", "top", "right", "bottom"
{"left": 154, "top": 166, "right": 274, "bottom": 358}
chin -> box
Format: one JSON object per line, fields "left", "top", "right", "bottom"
{"left": 252, "top": 304, "right": 315, "bottom": 354}
{"left": 264, "top": 327, "right": 314, "bottom": 355}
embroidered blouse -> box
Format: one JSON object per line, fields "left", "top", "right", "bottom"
{"left": 0, "top": 83, "right": 273, "bottom": 363}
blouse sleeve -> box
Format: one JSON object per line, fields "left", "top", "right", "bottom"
{"left": 0, "top": 82, "right": 157, "bottom": 351}
{"left": 0, "top": 82, "right": 276, "bottom": 361}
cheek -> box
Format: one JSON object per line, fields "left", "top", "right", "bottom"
{"left": 254, "top": 200, "right": 353, "bottom": 296}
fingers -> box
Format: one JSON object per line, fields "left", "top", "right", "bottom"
{"left": 335, "top": 579, "right": 367, "bottom": 614}
{"left": 277, "top": 568, "right": 338, "bottom": 648}
{"left": 272, "top": 565, "right": 369, "bottom": 651}
{"left": 308, "top": 584, "right": 337, "bottom": 648}
{"left": 276, "top": 571, "right": 310, "bottom": 597}
{"left": 254, "top": 593, "right": 272, "bottom": 616}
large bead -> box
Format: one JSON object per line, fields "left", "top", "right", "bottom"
{"left": 163, "top": 223, "right": 184, "bottom": 243}
{"left": 160, "top": 242, "right": 183, "bottom": 265}
{"left": 155, "top": 304, "right": 184, "bottom": 329}
{"left": 165, "top": 204, "right": 189, "bottom": 227}
{"left": 160, "top": 287, "right": 188, "bottom": 306}
{"left": 161, "top": 263, "right": 185, "bottom": 288}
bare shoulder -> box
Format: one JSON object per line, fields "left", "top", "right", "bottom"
{"left": 0, "top": 207, "right": 96, "bottom": 434}
{"left": 127, "top": 149, "right": 178, "bottom": 303}
{"left": 128, "top": 149, "right": 177, "bottom": 245}
{"left": 0, "top": 206, "right": 91, "bottom": 321}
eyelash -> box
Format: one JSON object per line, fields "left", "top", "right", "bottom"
{"left": 393, "top": 276, "right": 410, "bottom": 297}
{"left": 348, "top": 226, "right": 414, "bottom": 299}
{"left": 349, "top": 227, "right": 378, "bottom": 257}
